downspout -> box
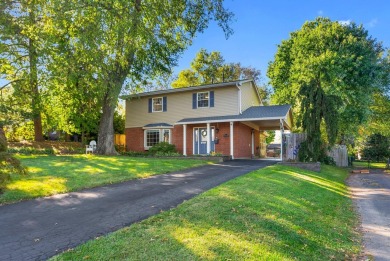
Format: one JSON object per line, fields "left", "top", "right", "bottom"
{"left": 236, "top": 82, "right": 242, "bottom": 114}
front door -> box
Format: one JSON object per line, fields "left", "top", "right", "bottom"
{"left": 194, "top": 127, "right": 215, "bottom": 155}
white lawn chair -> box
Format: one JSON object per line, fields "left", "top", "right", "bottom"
{"left": 86, "top": 140, "right": 97, "bottom": 154}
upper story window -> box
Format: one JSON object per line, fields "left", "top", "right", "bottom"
{"left": 153, "top": 97, "right": 163, "bottom": 112}
{"left": 197, "top": 92, "right": 209, "bottom": 108}
{"left": 148, "top": 97, "right": 167, "bottom": 113}
{"left": 193, "top": 91, "right": 214, "bottom": 109}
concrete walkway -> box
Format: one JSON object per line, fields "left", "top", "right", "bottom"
{"left": 348, "top": 170, "right": 390, "bottom": 261}
{"left": 0, "top": 160, "right": 275, "bottom": 261}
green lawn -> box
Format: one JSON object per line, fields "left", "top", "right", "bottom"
{"left": 0, "top": 155, "right": 211, "bottom": 205}
{"left": 52, "top": 164, "right": 361, "bottom": 261}
{"left": 353, "top": 160, "right": 387, "bottom": 169}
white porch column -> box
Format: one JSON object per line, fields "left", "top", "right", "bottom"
{"left": 280, "top": 119, "right": 284, "bottom": 161}
{"left": 230, "top": 121, "right": 234, "bottom": 159}
{"left": 183, "top": 124, "right": 187, "bottom": 156}
{"left": 251, "top": 129, "right": 255, "bottom": 158}
{"left": 206, "top": 123, "right": 211, "bottom": 154}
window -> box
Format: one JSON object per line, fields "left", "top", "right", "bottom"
{"left": 152, "top": 97, "right": 163, "bottom": 112}
{"left": 144, "top": 129, "right": 171, "bottom": 148}
{"left": 193, "top": 91, "right": 213, "bottom": 109}
{"left": 146, "top": 130, "right": 160, "bottom": 147}
{"left": 197, "top": 92, "right": 209, "bottom": 108}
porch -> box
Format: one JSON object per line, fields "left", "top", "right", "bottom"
{"left": 176, "top": 105, "right": 293, "bottom": 160}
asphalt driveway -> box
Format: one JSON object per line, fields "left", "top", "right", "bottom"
{"left": 348, "top": 170, "right": 390, "bottom": 261}
{"left": 0, "top": 159, "right": 275, "bottom": 261}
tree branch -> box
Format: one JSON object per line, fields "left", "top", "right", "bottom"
{"left": 0, "top": 79, "right": 23, "bottom": 90}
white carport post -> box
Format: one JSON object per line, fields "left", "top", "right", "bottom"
{"left": 280, "top": 119, "right": 284, "bottom": 161}
{"left": 206, "top": 122, "right": 211, "bottom": 155}
{"left": 251, "top": 129, "right": 255, "bottom": 158}
{"left": 183, "top": 124, "right": 187, "bottom": 156}
{"left": 230, "top": 121, "right": 234, "bottom": 159}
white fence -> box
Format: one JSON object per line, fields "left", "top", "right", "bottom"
{"left": 327, "top": 145, "right": 348, "bottom": 167}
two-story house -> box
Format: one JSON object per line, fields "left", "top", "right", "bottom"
{"left": 122, "top": 79, "right": 292, "bottom": 159}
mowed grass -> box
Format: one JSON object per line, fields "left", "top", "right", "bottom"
{"left": 52, "top": 164, "right": 361, "bottom": 261}
{"left": 0, "top": 155, "right": 211, "bottom": 205}
{"left": 353, "top": 160, "right": 387, "bottom": 169}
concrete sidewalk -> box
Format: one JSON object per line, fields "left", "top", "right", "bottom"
{"left": 0, "top": 160, "right": 275, "bottom": 261}
{"left": 348, "top": 170, "right": 390, "bottom": 261}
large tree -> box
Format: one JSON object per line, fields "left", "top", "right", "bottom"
{"left": 46, "top": 0, "right": 233, "bottom": 155}
{"left": 172, "top": 49, "right": 261, "bottom": 85}
{"left": 267, "top": 17, "right": 387, "bottom": 161}
{"left": 172, "top": 48, "right": 268, "bottom": 101}
{"left": 0, "top": 0, "right": 46, "bottom": 141}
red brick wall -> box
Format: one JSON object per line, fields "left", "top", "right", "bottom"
{"left": 125, "top": 122, "right": 257, "bottom": 158}
{"left": 125, "top": 127, "right": 144, "bottom": 151}
{"left": 233, "top": 122, "right": 252, "bottom": 158}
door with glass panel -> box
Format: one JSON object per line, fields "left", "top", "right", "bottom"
{"left": 193, "top": 127, "right": 215, "bottom": 155}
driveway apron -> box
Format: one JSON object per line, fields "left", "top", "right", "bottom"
{"left": 0, "top": 160, "right": 275, "bottom": 261}
{"left": 348, "top": 171, "right": 390, "bottom": 261}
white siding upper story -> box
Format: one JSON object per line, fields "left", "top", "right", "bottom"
{"left": 125, "top": 80, "right": 262, "bottom": 128}
{"left": 240, "top": 81, "right": 261, "bottom": 111}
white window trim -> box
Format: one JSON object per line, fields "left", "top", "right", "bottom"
{"left": 152, "top": 97, "right": 163, "bottom": 112}
{"left": 144, "top": 129, "right": 171, "bottom": 150}
{"left": 197, "top": 91, "right": 210, "bottom": 108}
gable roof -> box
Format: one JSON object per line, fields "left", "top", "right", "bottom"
{"left": 120, "top": 79, "right": 254, "bottom": 99}
{"left": 176, "top": 105, "right": 291, "bottom": 124}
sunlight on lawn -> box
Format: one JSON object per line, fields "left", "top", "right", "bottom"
{"left": 7, "top": 177, "right": 67, "bottom": 197}
{"left": 171, "top": 226, "right": 287, "bottom": 260}
{"left": 1, "top": 155, "right": 210, "bottom": 204}
{"left": 282, "top": 170, "right": 348, "bottom": 196}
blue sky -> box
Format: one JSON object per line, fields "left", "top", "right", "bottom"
{"left": 173, "top": 0, "right": 390, "bottom": 84}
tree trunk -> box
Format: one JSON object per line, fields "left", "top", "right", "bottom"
{"left": 29, "top": 2, "right": 44, "bottom": 142}
{"left": 0, "top": 125, "right": 7, "bottom": 152}
{"left": 95, "top": 91, "right": 119, "bottom": 155}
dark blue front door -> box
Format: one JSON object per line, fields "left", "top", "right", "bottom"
{"left": 194, "top": 127, "right": 215, "bottom": 155}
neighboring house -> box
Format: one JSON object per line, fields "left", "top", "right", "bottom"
{"left": 121, "top": 79, "right": 292, "bottom": 159}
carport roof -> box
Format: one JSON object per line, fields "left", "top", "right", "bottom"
{"left": 177, "top": 105, "right": 291, "bottom": 125}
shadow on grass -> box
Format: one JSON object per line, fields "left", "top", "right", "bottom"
{"left": 53, "top": 164, "right": 360, "bottom": 260}
{"left": 1, "top": 155, "right": 208, "bottom": 205}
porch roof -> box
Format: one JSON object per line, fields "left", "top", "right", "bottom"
{"left": 143, "top": 123, "right": 173, "bottom": 128}
{"left": 176, "top": 105, "right": 292, "bottom": 130}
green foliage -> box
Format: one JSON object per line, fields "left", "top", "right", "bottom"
{"left": 268, "top": 17, "right": 387, "bottom": 161}
{"left": 7, "top": 147, "right": 55, "bottom": 155}
{"left": 45, "top": 0, "right": 233, "bottom": 155}
{"left": 265, "top": 131, "right": 275, "bottom": 144}
{"left": 0, "top": 127, "right": 27, "bottom": 192}
{"left": 121, "top": 151, "right": 149, "bottom": 157}
{"left": 154, "top": 151, "right": 182, "bottom": 157}
{"left": 148, "top": 142, "right": 178, "bottom": 155}
{"left": 172, "top": 48, "right": 270, "bottom": 102}
{"left": 113, "top": 110, "right": 125, "bottom": 134}
{"left": 362, "top": 133, "right": 390, "bottom": 162}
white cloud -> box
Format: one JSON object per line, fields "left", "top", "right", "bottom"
{"left": 367, "top": 18, "right": 378, "bottom": 28}
{"left": 338, "top": 20, "right": 351, "bottom": 26}
{"left": 317, "top": 10, "right": 323, "bottom": 16}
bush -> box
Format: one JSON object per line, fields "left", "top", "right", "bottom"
{"left": 362, "top": 133, "right": 390, "bottom": 162}
{"left": 148, "top": 142, "right": 177, "bottom": 155}
{"left": 121, "top": 151, "right": 149, "bottom": 157}
{"left": 298, "top": 141, "right": 336, "bottom": 165}
{"left": 154, "top": 151, "right": 182, "bottom": 157}
{"left": 7, "top": 147, "right": 55, "bottom": 155}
